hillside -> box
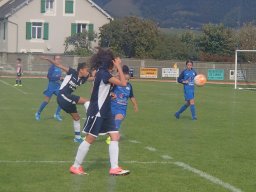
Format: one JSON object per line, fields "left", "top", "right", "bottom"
{"left": 94, "top": 0, "right": 256, "bottom": 28}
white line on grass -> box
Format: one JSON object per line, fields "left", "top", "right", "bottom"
{"left": 0, "top": 79, "right": 28, "bottom": 94}
{"left": 0, "top": 160, "right": 243, "bottom": 192}
{"left": 161, "top": 155, "right": 173, "bottom": 160}
{"left": 128, "top": 140, "right": 141, "bottom": 144}
{"left": 145, "top": 146, "right": 157, "bottom": 152}
{"left": 174, "top": 161, "right": 242, "bottom": 192}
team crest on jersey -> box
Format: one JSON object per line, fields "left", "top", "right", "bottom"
{"left": 126, "top": 86, "right": 130, "bottom": 90}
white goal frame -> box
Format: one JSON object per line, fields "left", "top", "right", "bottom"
{"left": 235, "top": 49, "right": 256, "bottom": 89}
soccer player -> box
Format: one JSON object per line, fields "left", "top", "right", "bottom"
{"left": 35, "top": 55, "right": 63, "bottom": 121}
{"left": 40, "top": 56, "right": 92, "bottom": 143}
{"left": 70, "top": 48, "right": 130, "bottom": 176}
{"left": 175, "top": 60, "right": 197, "bottom": 120}
{"left": 106, "top": 65, "right": 138, "bottom": 144}
{"left": 14, "top": 58, "right": 23, "bottom": 86}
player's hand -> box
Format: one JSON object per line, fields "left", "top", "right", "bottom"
{"left": 110, "top": 92, "right": 117, "bottom": 99}
{"left": 183, "top": 80, "right": 189, "bottom": 84}
{"left": 113, "top": 57, "right": 121, "bottom": 67}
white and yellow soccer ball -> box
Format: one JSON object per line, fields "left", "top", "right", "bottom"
{"left": 194, "top": 74, "right": 207, "bottom": 87}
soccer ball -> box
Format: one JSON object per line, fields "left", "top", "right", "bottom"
{"left": 194, "top": 74, "right": 207, "bottom": 87}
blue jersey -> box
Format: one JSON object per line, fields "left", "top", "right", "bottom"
{"left": 59, "top": 68, "right": 88, "bottom": 95}
{"left": 87, "top": 67, "right": 113, "bottom": 118}
{"left": 178, "top": 68, "right": 197, "bottom": 100}
{"left": 111, "top": 83, "right": 134, "bottom": 106}
{"left": 47, "top": 64, "right": 62, "bottom": 82}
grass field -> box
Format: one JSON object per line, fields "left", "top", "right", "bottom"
{"left": 0, "top": 77, "right": 256, "bottom": 192}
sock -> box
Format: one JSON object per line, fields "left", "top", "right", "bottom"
{"left": 73, "top": 120, "right": 81, "bottom": 139}
{"left": 190, "top": 104, "right": 196, "bottom": 118}
{"left": 109, "top": 141, "right": 119, "bottom": 169}
{"left": 84, "top": 101, "right": 90, "bottom": 112}
{"left": 73, "top": 141, "right": 91, "bottom": 168}
{"left": 115, "top": 119, "right": 122, "bottom": 130}
{"left": 55, "top": 105, "right": 61, "bottom": 115}
{"left": 177, "top": 104, "right": 188, "bottom": 114}
{"left": 15, "top": 79, "right": 18, "bottom": 84}
{"left": 19, "top": 80, "right": 22, "bottom": 85}
{"left": 37, "top": 101, "right": 48, "bottom": 114}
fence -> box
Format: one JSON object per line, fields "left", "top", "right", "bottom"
{"left": 0, "top": 52, "right": 235, "bottom": 81}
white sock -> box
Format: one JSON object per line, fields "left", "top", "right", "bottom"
{"left": 84, "top": 101, "right": 90, "bottom": 112}
{"left": 73, "top": 120, "right": 81, "bottom": 139}
{"left": 73, "top": 141, "right": 91, "bottom": 168}
{"left": 109, "top": 141, "right": 119, "bottom": 169}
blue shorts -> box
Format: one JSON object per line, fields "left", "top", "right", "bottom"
{"left": 83, "top": 116, "right": 117, "bottom": 137}
{"left": 43, "top": 82, "right": 60, "bottom": 97}
{"left": 111, "top": 103, "right": 127, "bottom": 117}
{"left": 184, "top": 88, "right": 194, "bottom": 101}
{"left": 57, "top": 94, "right": 80, "bottom": 114}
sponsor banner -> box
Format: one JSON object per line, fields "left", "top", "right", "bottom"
{"left": 207, "top": 69, "right": 224, "bottom": 80}
{"left": 140, "top": 68, "right": 158, "bottom": 78}
{"left": 162, "top": 68, "right": 179, "bottom": 77}
{"left": 229, "top": 70, "right": 246, "bottom": 80}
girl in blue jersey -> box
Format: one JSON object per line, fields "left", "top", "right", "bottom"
{"left": 70, "top": 48, "right": 130, "bottom": 176}
{"left": 175, "top": 60, "right": 197, "bottom": 120}
{"left": 35, "top": 55, "right": 63, "bottom": 121}
{"left": 40, "top": 56, "right": 93, "bottom": 143}
{"left": 106, "top": 65, "right": 138, "bottom": 144}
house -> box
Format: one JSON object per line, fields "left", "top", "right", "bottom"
{"left": 0, "top": 0, "right": 113, "bottom": 53}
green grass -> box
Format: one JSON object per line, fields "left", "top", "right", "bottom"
{"left": 0, "top": 78, "right": 256, "bottom": 192}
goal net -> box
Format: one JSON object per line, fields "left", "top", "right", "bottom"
{"left": 234, "top": 50, "right": 256, "bottom": 90}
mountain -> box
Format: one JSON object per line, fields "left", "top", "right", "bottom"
{"left": 93, "top": 0, "right": 256, "bottom": 28}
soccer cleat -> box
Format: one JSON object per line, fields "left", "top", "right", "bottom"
{"left": 70, "top": 165, "right": 87, "bottom": 175}
{"left": 106, "top": 136, "right": 111, "bottom": 145}
{"left": 54, "top": 114, "right": 63, "bottom": 121}
{"left": 35, "top": 112, "right": 40, "bottom": 121}
{"left": 109, "top": 167, "right": 130, "bottom": 176}
{"left": 19, "top": 84, "right": 22, "bottom": 87}
{"left": 74, "top": 137, "right": 84, "bottom": 143}
{"left": 174, "top": 112, "right": 180, "bottom": 119}
{"left": 192, "top": 117, "right": 197, "bottom": 120}
{"left": 14, "top": 84, "right": 18, "bottom": 86}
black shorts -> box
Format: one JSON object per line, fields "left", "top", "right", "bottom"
{"left": 57, "top": 94, "right": 80, "bottom": 114}
{"left": 17, "top": 73, "right": 22, "bottom": 77}
{"left": 83, "top": 115, "right": 118, "bottom": 137}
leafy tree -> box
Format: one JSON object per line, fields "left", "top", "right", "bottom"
{"left": 64, "top": 31, "right": 97, "bottom": 56}
{"left": 197, "top": 23, "right": 236, "bottom": 61}
{"left": 99, "top": 16, "right": 159, "bottom": 58}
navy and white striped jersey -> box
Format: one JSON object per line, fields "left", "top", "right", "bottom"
{"left": 87, "top": 67, "right": 113, "bottom": 118}
{"left": 59, "top": 68, "right": 88, "bottom": 95}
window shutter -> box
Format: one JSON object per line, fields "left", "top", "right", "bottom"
{"left": 88, "top": 24, "right": 94, "bottom": 41}
{"left": 41, "top": 0, "right": 46, "bottom": 13}
{"left": 65, "top": 0, "right": 74, "bottom": 14}
{"left": 71, "top": 23, "right": 77, "bottom": 35}
{"left": 43, "top": 23, "right": 49, "bottom": 40}
{"left": 26, "top": 22, "right": 32, "bottom": 40}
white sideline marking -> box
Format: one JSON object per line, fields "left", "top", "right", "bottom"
{"left": 145, "top": 146, "right": 157, "bottom": 152}
{"left": 161, "top": 155, "right": 173, "bottom": 160}
{"left": 174, "top": 161, "right": 242, "bottom": 192}
{"left": 128, "top": 140, "right": 141, "bottom": 144}
{"left": 0, "top": 160, "right": 243, "bottom": 192}
{"left": 0, "top": 79, "right": 28, "bottom": 95}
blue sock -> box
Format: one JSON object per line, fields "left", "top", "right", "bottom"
{"left": 177, "top": 104, "right": 188, "bottom": 114}
{"left": 115, "top": 119, "right": 122, "bottom": 130}
{"left": 55, "top": 105, "right": 61, "bottom": 115}
{"left": 190, "top": 104, "right": 196, "bottom": 119}
{"left": 37, "top": 101, "right": 48, "bottom": 114}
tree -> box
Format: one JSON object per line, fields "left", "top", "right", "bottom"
{"left": 197, "top": 23, "right": 236, "bottom": 61}
{"left": 64, "top": 31, "right": 97, "bottom": 56}
{"left": 99, "top": 16, "right": 159, "bottom": 58}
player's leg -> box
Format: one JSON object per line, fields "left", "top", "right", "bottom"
{"left": 189, "top": 99, "right": 197, "bottom": 120}
{"left": 70, "top": 113, "right": 84, "bottom": 143}
{"left": 106, "top": 113, "right": 124, "bottom": 144}
{"left": 35, "top": 96, "right": 51, "bottom": 120}
{"left": 53, "top": 91, "right": 62, "bottom": 121}
{"left": 77, "top": 96, "right": 90, "bottom": 112}
{"left": 14, "top": 75, "right": 19, "bottom": 86}
{"left": 18, "top": 75, "right": 22, "bottom": 86}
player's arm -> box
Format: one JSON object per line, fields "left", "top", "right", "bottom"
{"left": 40, "top": 56, "right": 69, "bottom": 73}
{"left": 177, "top": 71, "right": 188, "bottom": 84}
{"left": 108, "top": 57, "right": 127, "bottom": 86}
{"left": 87, "top": 69, "right": 96, "bottom": 82}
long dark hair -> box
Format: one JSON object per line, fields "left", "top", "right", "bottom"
{"left": 186, "top": 60, "right": 193, "bottom": 65}
{"left": 90, "top": 47, "right": 115, "bottom": 70}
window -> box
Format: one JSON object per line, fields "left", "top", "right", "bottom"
{"left": 41, "top": 0, "right": 55, "bottom": 14}
{"left": 77, "top": 24, "right": 87, "bottom": 33}
{"left": 65, "top": 0, "right": 74, "bottom": 14}
{"left": 71, "top": 23, "right": 94, "bottom": 41}
{"left": 26, "top": 22, "right": 49, "bottom": 40}
{"left": 32, "top": 22, "right": 42, "bottom": 39}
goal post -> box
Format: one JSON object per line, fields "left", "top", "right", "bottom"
{"left": 234, "top": 50, "right": 256, "bottom": 90}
